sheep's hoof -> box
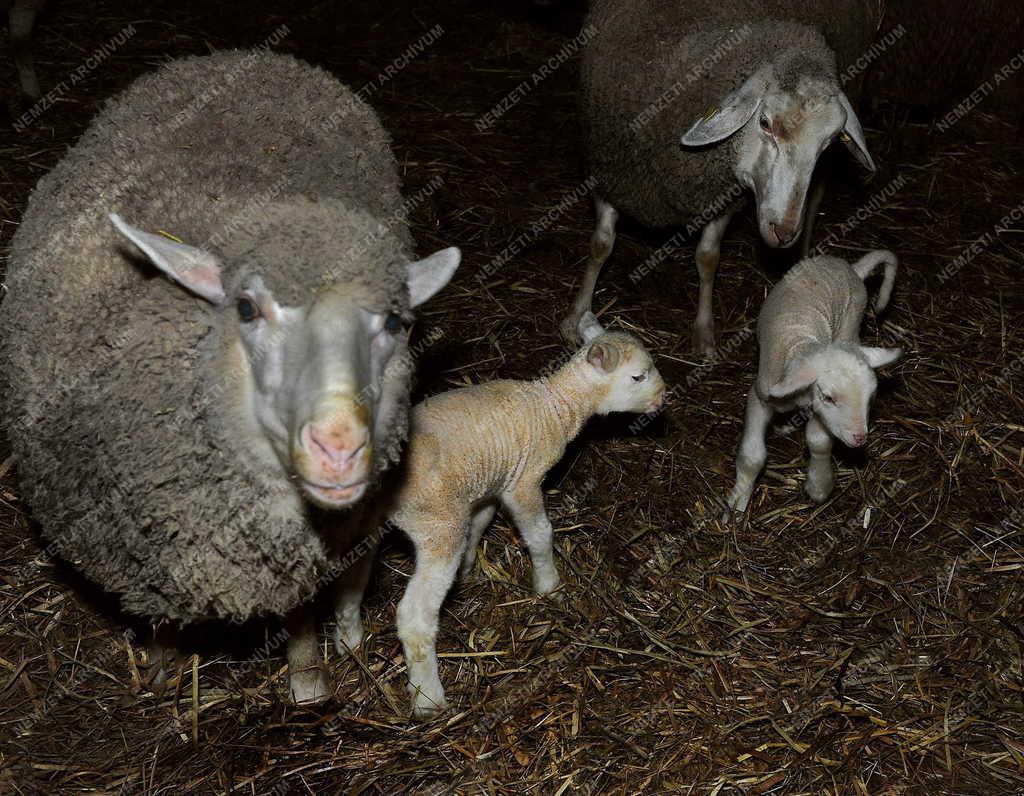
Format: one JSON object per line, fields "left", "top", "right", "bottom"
{"left": 559, "top": 313, "right": 584, "bottom": 346}
{"left": 289, "top": 665, "right": 332, "bottom": 705}
{"left": 692, "top": 322, "right": 716, "bottom": 359}
{"left": 333, "top": 621, "right": 364, "bottom": 658}
{"left": 410, "top": 686, "right": 448, "bottom": 720}
{"left": 533, "top": 571, "right": 561, "bottom": 596}
{"left": 805, "top": 478, "right": 834, "bottom": 505}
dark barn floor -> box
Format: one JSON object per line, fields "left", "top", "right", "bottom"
{"left": 1, "top": 1, "right": 1023, "bottom": 794}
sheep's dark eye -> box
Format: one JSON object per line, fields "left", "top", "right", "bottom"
{"left": 821, "top": 392, "right": 836, "bottom": 405}
{"left": 632, "top": 373, "right": 646, "bottom": 383}
{"left": 384, "top": 313, "right": 405, "bottom": 334}
{"left": 759, "top": 115, "right": 772, "bottom": 133}
{"left": 237, "top": 297, "right": 260, "bottom": 323}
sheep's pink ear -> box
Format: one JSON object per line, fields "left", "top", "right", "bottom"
{"left": 587, "top": 339, "right": 620, "bottom": 373}
{"left": 109, "top": 213, "right": 226, "bottom": 305}
{"left": 769, "top": 357, "right": 818, "bottom": 399}
{"left": 861, "top": 346, "right": 902, "bottom": 369}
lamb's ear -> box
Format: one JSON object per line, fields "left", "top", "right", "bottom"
{"left": 838, "top": 93, "right": 876, "bottom": 172}
{"left": 587, "top": 339, "right": 620, "bottom": 373}
{"left": 681, "top": 73, "right": 763, "bottom": 146}
{"left": 861, "top": 346, "right": 902, "bottom": 369}
{"left": 578, "top": 310, "right": 605, "bottom": 344}
{"left": 407, "top": 247, "right": 461, "bottom": 308}
{"left": 768, "top": 356, "right": 818, "bottom": 399}
{"left": 109, "top": 213, "right": 226, "bottom": 305}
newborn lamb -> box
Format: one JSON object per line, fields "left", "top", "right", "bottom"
{"left": 725, "top": 251, "right": 902, "bottom": 518}
{"left": 361, "top": 314, "right": 665, "bottom": 717}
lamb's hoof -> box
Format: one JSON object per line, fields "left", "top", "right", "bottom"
{"left": 289, "top": 666, "right": 332, "bottom": 705}
{"left": 559, "top": 313, "right": 584, "bottom": 346}
{"left": 333, "top": 622, "right": 364, "bottom": 658}
{"left": 692, "top": 323, "right": 716, "bottom": 359}
{"left": 805, "top": 480, "right": 834, "bottom": 505}
{"left": 410, "top": 684, "right": 448, "bottom": 719}
{"left": 533, "top": 571, "right": 561, "bottom": 596}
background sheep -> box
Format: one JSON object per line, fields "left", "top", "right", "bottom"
{"left": 0, "top": 50, "right": 460, "bottom": 703}
{"left": 3, "top": 0, "right": 45, "bottom": 98}
{"left": 725, "top": 250, "right": 901, "bottom": 518}
{"left": 564, "top": 0, "right": 879, "bottom": 356}
{"left": 366, "top": 313, "right": 665, "bottom": 717}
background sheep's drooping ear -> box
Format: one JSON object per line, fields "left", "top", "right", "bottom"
{"left": 861, "top": 346, "right": 902, "bottom": 369}
{"left": 681, "top": 72, "right": 763, "bottom": 146}
{"left": 587, "top": 339, "right": 620, "bottom": 373}
{"left": 109, "top": 213, "right": 226, "bottom": 305}
{"left": 407, "top": 247, "right": 461, "bottom": 308}
{"left": 769, "top": 356, "right": 818, "bottom": 398}
{"left": 838, "top": 93, "right": 876, "bottom": 171}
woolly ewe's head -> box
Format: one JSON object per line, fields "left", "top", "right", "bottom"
{"left": 109, "top": 213, "right": 460, "bottom": 509}
{"left": 681, "top": 58, "right": 875, "bottom": 248}
{"left": 578, "top": 312, "right": 666, "bottom": 415}
{"left": 769, "top": 343, "right": 901, "bottom": 447}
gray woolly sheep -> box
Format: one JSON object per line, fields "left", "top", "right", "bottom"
{"left": 0, "top": 50, "right": 461, "bottom": 703}
{"left": 564, "top": 0, "right": 879, "bottom": 356}
{"left": 724, "top": 250, "right": 901, "bottom": 519}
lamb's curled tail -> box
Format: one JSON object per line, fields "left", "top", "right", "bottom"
{"left": 852, "top": 250, "right": 898, "bottom": 313}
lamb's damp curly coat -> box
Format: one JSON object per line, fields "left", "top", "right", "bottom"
{"left": 0, "top": 51, "right": 417, "bottom": 624}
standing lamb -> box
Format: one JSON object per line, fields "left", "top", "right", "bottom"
{"left": 360, "top": 313, "right": 666, "bottom": 717}
{"left": 564, "top": 0, "right": 879, "bottom": 356}
{"left": 0, "top": 51, "right": 461, "bottom": 704}
{"left": 724, "top": 251, "right": 901, "bottom": 518}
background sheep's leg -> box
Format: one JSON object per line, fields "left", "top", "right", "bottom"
{"left": 285, "top": 610, "right": 330, "bottom": 704}
{"left": 459, "top": 501, "right": 497, "bottom": 580}
{"left": 396, "top": 520, "right": 464, "bottom": 718}
{"left": 692, "top": 210, "right": 736, "bottom": 358}
{"left": 9, "top": 0, "right": 43, "bottom": 99}
{"left": 332, "top": 534, "right": 379, "bottom": 656}
{"left": 144, "top": 623, "right": 181, "bottom": 694}
{"left": 501, "top": 486, "right": 560, "bottom": 595}
{"left": 560, "top": 196, "right": 618, "bottom": 343}
{"left": 800, "top": 172, "right": 828, "bottom": 257}
{"left": 725, "top": 389, "right": 772, "bottom": 519}
{"left": 804, "top": 415, "right": 835, "bottom": 503}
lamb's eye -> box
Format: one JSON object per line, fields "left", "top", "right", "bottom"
{"left": 237, "top": 297, "right": 260, "bottom": 323}
{"left": 822, "top": 392, "right": 836, "bottom": 405}
{"left": 759, "top": 115, "right": 772, "bottom": 134}
{"left": 632, "top": 373, "right": 646, "bottom": 383}
{"left": 384, "top": 313, "right": 405, "bottom": 334}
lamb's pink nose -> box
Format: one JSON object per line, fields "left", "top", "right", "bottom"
{"left": 302, "top": 421, "right": 367, "bottom": 471}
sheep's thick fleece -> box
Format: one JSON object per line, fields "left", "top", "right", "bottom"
{"left": 582, "top": 0, "right": 878, "bottom": 227}
{"left": 0, "top": 51, "right": 414, "bottom": 623}
{"left": 755, "top": 255, "right": 869, "bottom": 397}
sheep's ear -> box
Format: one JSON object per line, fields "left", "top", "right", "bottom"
{"left": 861, "top": 346, "right": 902, "bottom": 369}
{"left": 407, "top": 247, "right": 461, "bottom": 308}
{"left": 109, "top": 213, "right": 226, "bottom": 305}
{"left": 768, "top": 357, "right": 818, "bottom": 399}
{"left": 681, "top": 73, "right": 763, "bottom": 146}
{"left": 578, "top": 310, "right": 605, "bottom": 344}
{"left": 587, "top": 339, "right": 620, "bottom": 373}
{"left": 838, "top": 93, "right": 876, "bottom": 172}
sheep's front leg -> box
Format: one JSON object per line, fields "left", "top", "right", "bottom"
{"left": 725, "top": 389, "right": 773, "bottom": 520}
{"left": 285, "top": 610, "right": 330, "bottom": 704}
{"left": 561, "top": 196, "right": 618, "bottom": 343}
{"left": 459, "top": 501, "right": 497, "bottom": 580}
{"left": 396, "top": 521, "right": 464, "bottom": 718}
{"left": 501, "top": 486, "right": 560, "bottom": 595}
{"left": 804, "top": 415, "right": 835, "bottom": 503}
{"left": 693, "top": 210, "right": 736, "bottom": 358}
{"left": 333, "top": 531, "right": 380, "bottom": 656}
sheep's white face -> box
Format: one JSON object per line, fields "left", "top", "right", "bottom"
{"left": 587, "top": 335, "right": 666, "bottom": 416}
{"left": 768, "top": 344, "right": 902, "bottom": 448}
{"left": 681, "top": 70, "right": 875, "bottom": 248}
{"left": 109, "top": 213, "right": 460, "bottom": 509}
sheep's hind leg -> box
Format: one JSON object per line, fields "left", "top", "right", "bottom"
{"left": 560, "top": 196, "right": 618, "bottom": 344}
{"left": 804, "top": 415, "right": 835, "bottom": 503}
{"left": 693, "top": 210, "right": 736, "bottom": 358}
{"left": 501, "top": 485, "right": 560, "bottom": 595}
{"left": 397, "top": 517, "right": 464, "bottom": 718}
{"left": 725, "top": 389, "right": 772, "bottom": 522}
{"left": 285, "top": 610, "right": 330, "bottom": 704}
{"left": 333, "top": 528, "right": 380, "bottom": 656}
{"left": 459, "top": 501, "right": 497, "bottom": 580}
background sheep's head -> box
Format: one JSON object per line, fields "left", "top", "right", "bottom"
{"left": 110, "top": 212, "right": 460, "bottom": 509}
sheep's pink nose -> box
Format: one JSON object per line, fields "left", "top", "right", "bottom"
{"left": 850, "top": 431, "right": 867, "bottom": 447}
{"left": 769, "top": 222, "right": 796, "bottom": 247}
{"left": 302, "top": 421, "right": 367, "bottom": 470}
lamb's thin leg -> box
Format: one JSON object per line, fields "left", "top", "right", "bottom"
{"left": 333, "top": 531, "right": 380, "bottom": 656}
{"left": 145, "top": 623, "right": 181, "bottom": 693}
{"left": 725, "top": 388, "right": 773, "bottom": 520}
{"left": 10, "top": 0, "right": 42, "bottom": 99}
{"left": 285, "top": 610, "right": 330, "bottom": 704}
{"left": 396, "top": 520, "right": 464, "bottom": 718}
{"left": 459, "top": 501, "right": 497, "bottom": 580}
{"left": 501, "top": 486, "right": 560, "bottom": 594}
{"left": 561, "top": 196, "right": 618, "bottom": 343}
{"left": 693, "top": 210, "right": 736, "bottom": 357}
{"left": 804, "top": 415, "right": 835, "bottom": 503}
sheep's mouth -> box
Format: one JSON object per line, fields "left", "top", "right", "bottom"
{"left": 300, "top": 478, "right": 368, "bottom": 507}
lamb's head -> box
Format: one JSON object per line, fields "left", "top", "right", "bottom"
{"left": 577, "top": 312, "right": 666, "bottom": 415}
{"left": 769, "top": 343, "right": 902, "bottom": 447}
{"left": 110, "top": 210, "right": 460, "bottom": 509}
{"left": 681, "top": 53, "right": 875, "bottom": 248}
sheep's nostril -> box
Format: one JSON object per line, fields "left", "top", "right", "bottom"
{"left": 770, "top": 223, "right": 794, "bottom": 246}
{"left": 303, "top": 422, "right": 366, "bottom": 465}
